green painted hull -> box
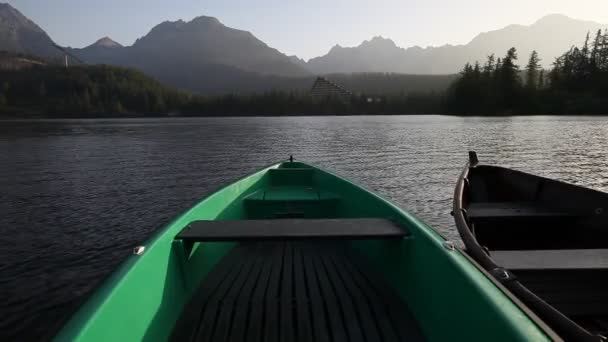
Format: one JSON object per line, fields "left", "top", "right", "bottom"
{"left": 55, "top": 161, "right": 553, "bottom": 341}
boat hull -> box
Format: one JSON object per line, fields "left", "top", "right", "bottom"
{"left": 454, "top": 152, "right": 608, "bottom": 341}
{"left": 56, "top": 160, "right": 553, "bottom": 341}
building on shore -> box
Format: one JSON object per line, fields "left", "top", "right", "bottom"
{"left": 310, "top": 77, "right": 352, "bottom": 102}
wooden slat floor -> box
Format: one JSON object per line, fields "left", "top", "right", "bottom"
{"left": 171, "top": 242, "right": 425, "bottom": 342}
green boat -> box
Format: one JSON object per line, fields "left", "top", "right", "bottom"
{"left": 55, "top": 159, "right": 556, "bottom": 341}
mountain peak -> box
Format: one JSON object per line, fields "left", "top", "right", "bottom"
{"left": 534, "top": 13, "right": 572, "bottom": 25}
{"left": 189, "top": 16, "right": 222, "bottom": 26}
{"left": 532, "top": 13, "right": 604, "bottom": 27}
{"left": 361, "top": 36, "right": 397, "bottom": 48}
{"left": 0, "top": 2, "right": 44, "bottom": 32}
{"left": 144, "top": 16, "right": 225, "bottom": 37}
{"left": 369, "top": 36, "right": 391, "bottom": 42}
{"left": 91, "top": 36, "right": 122, "bottom": 48}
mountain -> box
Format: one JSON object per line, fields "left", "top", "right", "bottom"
{"left": 125, "top": 16, "right": 309, "bottom": 77}
{"left": 307, "top": 37, "right": 409, "bottom": 74}
{"left": 306, "top": 14, "right": 607, "bottom": 74}
{"left": 69, "top": 16, "right": 310, "bottom": 93}
{"left": 288, "top": 55, "right": 307, "bottom": 68}
{"left": 1, "top": 4, "right": 311, "bottom": 94}
{"left": 0, "top": 3, "right": 58, "bottom": 57}
{"left": 72, "top": 16, "right": 310, "bottom": 77}
{"left": 70, "top": 36, "right": 123, "bottom": 62}
{"left": 88, "top": 36, "right": 122, "bottom": 49}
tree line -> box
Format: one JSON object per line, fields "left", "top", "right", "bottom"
{"left": 445, "top": 30, "right": 608, "bottom": 115}
{"left": 0, "top": 64, "right": 442, "bottom": 117}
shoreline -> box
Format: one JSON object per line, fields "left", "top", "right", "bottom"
{"left": 2, "top": 113, "right": 608, "bottom": 120}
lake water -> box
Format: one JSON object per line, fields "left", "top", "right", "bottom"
{"left": 2, "top": 115, "right": 608, "bottom": 340}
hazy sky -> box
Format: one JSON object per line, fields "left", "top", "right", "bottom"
{"left": 7, "top": 0, "right": 608, "bottom": 60}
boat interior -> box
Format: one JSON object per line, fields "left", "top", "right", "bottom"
{"left": 463, "top": 165, "right": 608, "bottom": 335}
{"left": 170, "top": 162, "right": 425, "bottom": 341}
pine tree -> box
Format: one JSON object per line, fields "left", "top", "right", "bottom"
{"left": 581, "top": 31, "right": 590, "bottom": 63}
{"left": 499, "top": 48, "right": 521, "bottom": 109}
{"left": 473, "top": 61, "right": 481, "bottom": 77}
{"left": 501, "top": 49, "right": 520, "bottom": 85}
{"left": 483, "top": 54, "right": 495, "bottom": 75}
{"left": 494, "top": 58, "right": 503, "bottom": 79}
{"left": 591, "top": 29, "right": 602, "bottom": 70}
{"left": 462, "top": 62, "right": 473, "bottom": 75}
{"left": 525, "top": 50, "right": 541, "bottom": 89}
{"left": 601, "top": 29, "right": 608, "bottom": 71}
{"left": 538, "top": 69, "right": 545, "bottom": 89}
{"left": 550, "top": 55, "right": 564, "bottom": 88}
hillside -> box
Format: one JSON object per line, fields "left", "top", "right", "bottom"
{"left": 0, "top": 64, "right": 185, "bottom": 116}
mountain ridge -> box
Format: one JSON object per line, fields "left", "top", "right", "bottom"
{"left": 1, "top": 3, "right": 607, "bottom": 93}
{"left": 305, "top": 14, "right": 607, "bottom": 74}
{"left": 70, "top": 15, "right": 310, "bottom": 79}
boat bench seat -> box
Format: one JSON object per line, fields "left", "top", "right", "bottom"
{"left": 467, "top": 202, "right": 575, "bottom": 220}
{"left": 175, "top": 218, "right": 408, "bottom": 242}
{"left": 491, "top": 249, "right": 608, "bottom": 270}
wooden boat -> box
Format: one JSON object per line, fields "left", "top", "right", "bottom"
{"left": 55, "top": 158, "right": 554, "bottom": 341}
{"left": 453, "top": 151, "right": 608, "bottom": 342}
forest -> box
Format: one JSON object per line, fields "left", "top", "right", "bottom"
{"left": 1, "top": 29, "right": 607, "bottom": 117}
{"left": 0, "top": 64, "right": 187, "bottom": 117}
{"left": 445, "top": 30, "right": 608, "bottom": 115}
{"left": 0, "top": 64, "right": 441, "bottom": 117}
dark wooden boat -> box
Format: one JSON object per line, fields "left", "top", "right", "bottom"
{"left": 453, "top": 151, "right": 608, "bottom": 342}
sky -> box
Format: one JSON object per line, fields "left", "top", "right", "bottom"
{"left": 6, "top": 0, "right": 608, "bottom": 60}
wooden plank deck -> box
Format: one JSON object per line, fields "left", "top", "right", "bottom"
{"left": 171, "top": 242, "right": 425, "bottom": 342}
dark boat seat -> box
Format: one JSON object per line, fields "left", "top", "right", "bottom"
{"left": 467, "top": 202, "right": 575, "bottom": 220}
{"left": 176, "top": 218, "right": 408, "bottom": 242}
{"left": 491, "top": 249, "right": 608, "bottom": 270}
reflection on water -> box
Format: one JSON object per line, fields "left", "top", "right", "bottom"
{"left": 1, "top": 115, "right": 608, "bottom": 339}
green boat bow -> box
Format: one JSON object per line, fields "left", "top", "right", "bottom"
{"left": 55, "top": 160, "right": 556, "bottom": 341}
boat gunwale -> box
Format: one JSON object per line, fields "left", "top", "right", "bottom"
{"left": 452, "top": 153, "right": 597, "bottom": 342}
